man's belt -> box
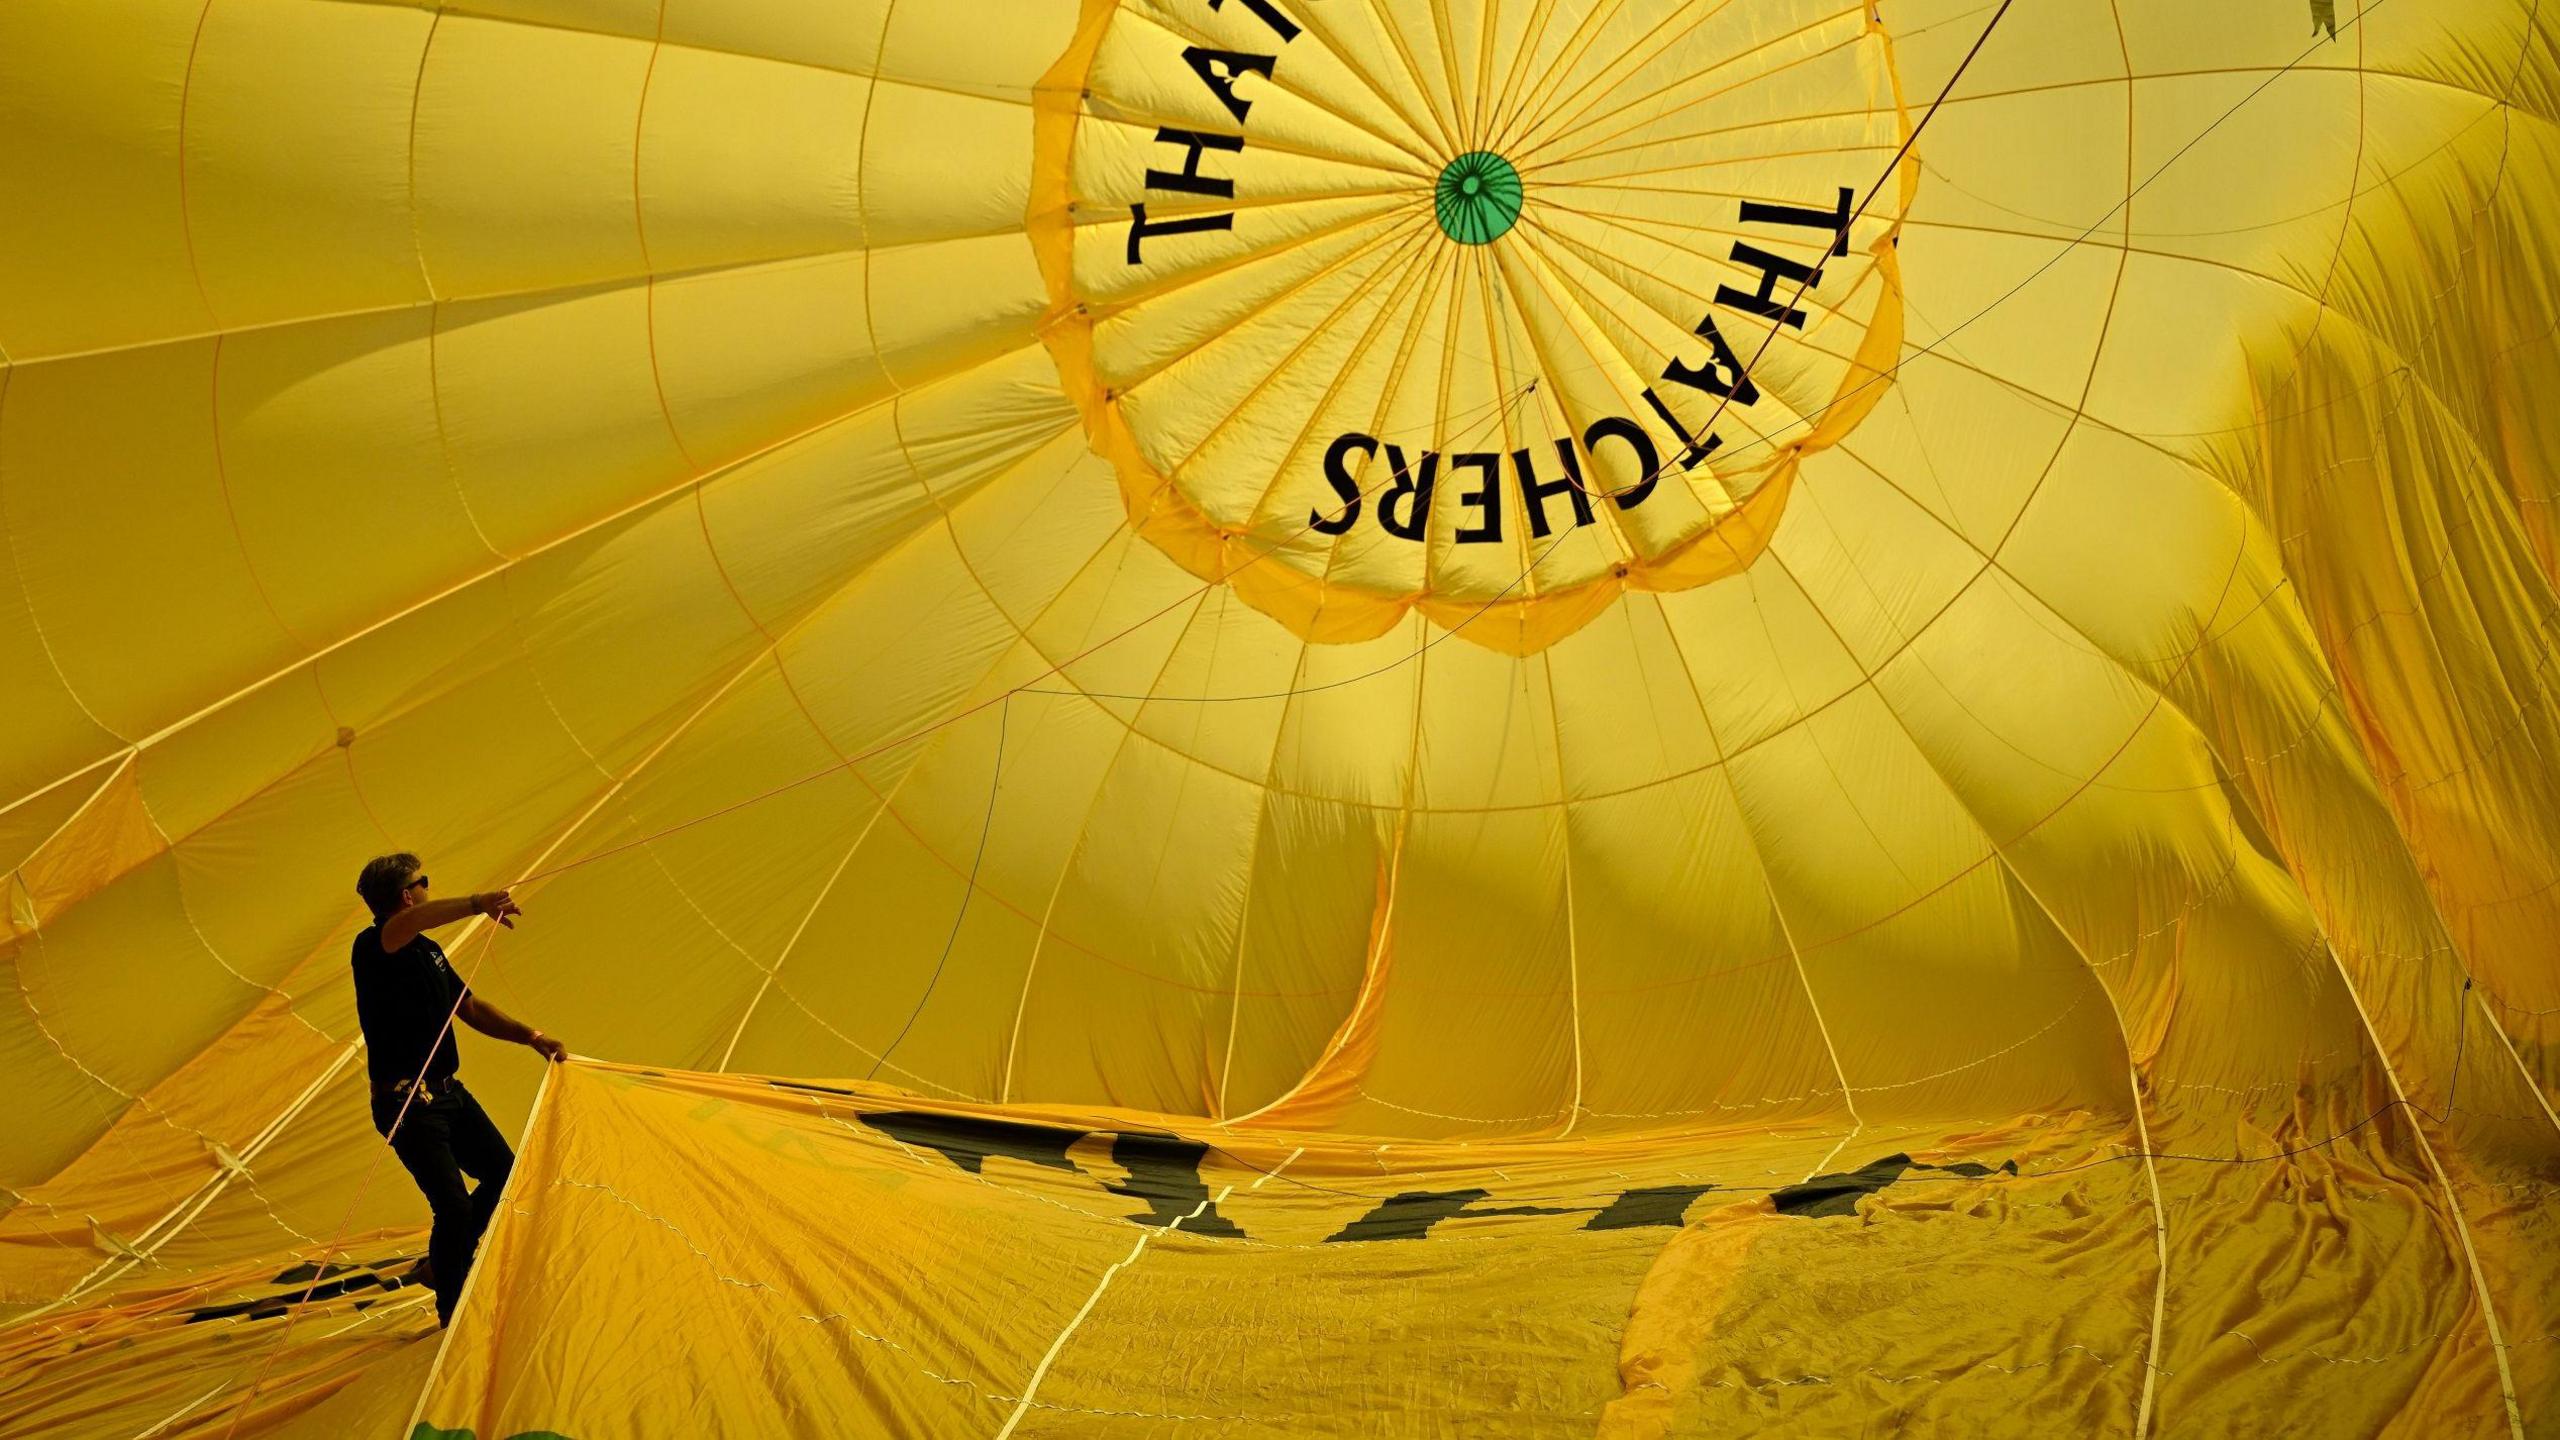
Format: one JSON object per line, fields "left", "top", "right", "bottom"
{"left": 374, "top": 1076, "right": 451, "bottom": 1105}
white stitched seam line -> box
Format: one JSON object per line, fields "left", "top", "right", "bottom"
{"left": 993, "top": 1147, "right": 1302, "bottom": 1438}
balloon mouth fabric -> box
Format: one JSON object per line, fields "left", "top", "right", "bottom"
{"left": 1433, "top": 151, "right": 1524, "bottom": 245}
{"left": 1032, "top": 0, "right": 1916, "bottom": 655}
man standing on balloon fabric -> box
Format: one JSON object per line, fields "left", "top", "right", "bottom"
{"left": 350, "top": 853, "right": 566, "bottom": 1326}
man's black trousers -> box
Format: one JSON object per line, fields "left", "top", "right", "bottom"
{"left": 374, "top": 1080, "right": 514, "bottom": 1325}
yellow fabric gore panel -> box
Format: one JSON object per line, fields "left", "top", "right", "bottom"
{"left": 2, "top": 1, "right": 2556, "bottom": 1436}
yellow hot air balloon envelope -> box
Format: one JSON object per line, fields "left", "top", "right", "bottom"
{"left": 1, "top": 0, "right": 2556, "bottom": 1436}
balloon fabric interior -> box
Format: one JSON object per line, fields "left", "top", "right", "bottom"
{"left": 2, "top": 0, "right": 2558, "bottom": 1436}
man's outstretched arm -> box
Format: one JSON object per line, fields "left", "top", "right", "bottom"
{"left": 460, "top": 994, "right": 568, "bottom": 1062}
{"left": 380, "top": 889, "right": 523, "bottom": 953}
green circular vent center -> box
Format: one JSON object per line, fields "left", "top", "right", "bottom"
{"left": 1434, "top": 151, "right": 1523, "bottom": 245}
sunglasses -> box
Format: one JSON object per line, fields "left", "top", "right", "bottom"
{"left": 405, "top": 875, "right": 430, "bottom": 891}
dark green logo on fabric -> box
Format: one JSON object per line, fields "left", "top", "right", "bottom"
{"left": 1434, "top": 151, "right": 1524, "bottom": 245}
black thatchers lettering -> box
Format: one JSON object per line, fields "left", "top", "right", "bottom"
{"left": 1379, "top": 444, "right": 1438, "bottom": 540}
{"left": 1646, "top": 184, "right": 1857, "bottom": 441}
{"left": 1514, "top": 443, "right": 1595, "bottom": 539}
{"left": 1125, "top": 203, "right": 1235, "bottom": 265}
{"left": 1211, "top": 0, "right": 1301, "bottom": 42}
{"left": 1127, "top": 5, "right": 1303, "bottom": 264}
{"left": 1716, "top": 241, "right": 1824, "bottom": 330}
{"left": 1147, "top": 127, "right": 1245, "bottom": 199}
{"left": 1771, "top": 1152, "right": 2019, "bottom": 1219}
{"left": 1181, "top": 46, "right": 1276, "bottom": 122}
{"left": 1450, "top": 452, "right": 1503, "bottom": 544}
{"left": 1582, "top": 416, "right": 1661, "bottom": 511}
{"left": 1314, "top": 432, "right": 1375, "bottom": 533}
{"left": 1108, "top": 1133, "right": 1246, "bottom": 1236}
{"left": 1586, "top": 1185, "right": 1714, "bottom": 1231}
{"left": 1310, "top": 417, "right": 1677, "bottom": 543}
{"left": 1660, "top": 310, "right": 1759, "bottom": 409}
{"left": 1739, "top": 185, "right": 1854, "bottom": 257}
{"left": 861, "top": 1110, "right": 1777, "bottom": 1247}
{"left": 858, "top": 1111, "right": 1083, "bottom": 1175}
{"left": 1328, "top": 1189, "right": 1584, "bottom": 1242}
{"left": 1640, "top": 386, "right": 1722, "bottom": 471}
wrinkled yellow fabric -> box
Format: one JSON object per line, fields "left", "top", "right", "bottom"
{"left": 2, "top": 0, "right": 2556, "bottom": 1436}
{"left": 415, "top": 1064, "right": 2471, "bottom": 1438}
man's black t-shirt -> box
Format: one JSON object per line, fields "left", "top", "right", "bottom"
{"left": 351, "top": 926, "right": 469, "bottom": 1090}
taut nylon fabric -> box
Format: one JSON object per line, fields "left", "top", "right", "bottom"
{"left": 2, "top": 0, "right": 2557, "bottom": 1436}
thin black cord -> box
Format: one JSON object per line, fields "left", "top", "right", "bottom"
{"left": 1670, "top": 0, "right": 2020, "bottom": 458}
{"left": 2444, "top": 973, "right": 2474, "bottom": 1121}
{"left": 869, "top": 697, "right": 1011, "bottom": 1080}
{"left": 512, "top": 0, "right": 2398, "bottom": 860}
{"left": 1017, "top": 0, "right": 2024, "bottom": 707}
